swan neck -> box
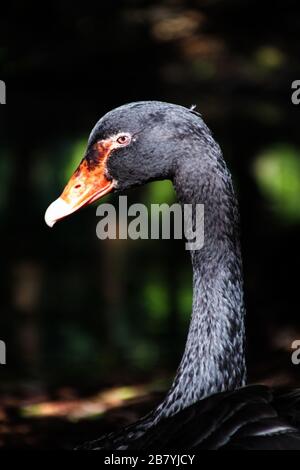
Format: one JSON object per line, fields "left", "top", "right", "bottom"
{"left": 155, "top": 143, "right": 246, "bottom": 419}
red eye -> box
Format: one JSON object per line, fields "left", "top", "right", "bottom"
{"left": 117, "top": 135, "right": 131, "bottom": 145}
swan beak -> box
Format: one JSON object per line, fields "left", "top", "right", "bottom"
{"left": 45, "top": 145, "right": 115, "bottom": 227}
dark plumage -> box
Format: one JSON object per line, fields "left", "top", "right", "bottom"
{"left": 46, "top": 101, "right": 300, "bottom": 450}
{"left": 82, "top": 386, "right": 300, "bottom": 450}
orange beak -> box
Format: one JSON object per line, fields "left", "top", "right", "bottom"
{"left": 45, "top": 141, "right": 115, "bottom": 227}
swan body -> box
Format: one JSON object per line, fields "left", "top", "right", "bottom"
{"left": 45, "top": 101, "right": 300, "bottom": 450}
{"left": 83, "top": 385, "right": 300, "bottom": 450}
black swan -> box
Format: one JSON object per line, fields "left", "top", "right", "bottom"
{"left": 45, "top": 101, "right": 300, "bottom": 450}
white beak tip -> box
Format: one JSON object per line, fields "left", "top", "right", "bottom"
{"left": 45, "top": 219, "right": 55, "bottom": 228}
{"left": 44, "top": 198, "right": 72, "bottom": 228}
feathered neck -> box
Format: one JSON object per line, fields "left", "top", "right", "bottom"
{"left": 154, "top": 135, "right": 246, "bottom": 420}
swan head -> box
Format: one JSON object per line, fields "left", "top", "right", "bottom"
{"left": 45, "top": 101, "right": 207, "bottom": 227}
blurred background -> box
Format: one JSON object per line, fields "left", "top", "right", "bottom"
{"left": 0, "top": 0, "right": 300, "bottom": 449}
